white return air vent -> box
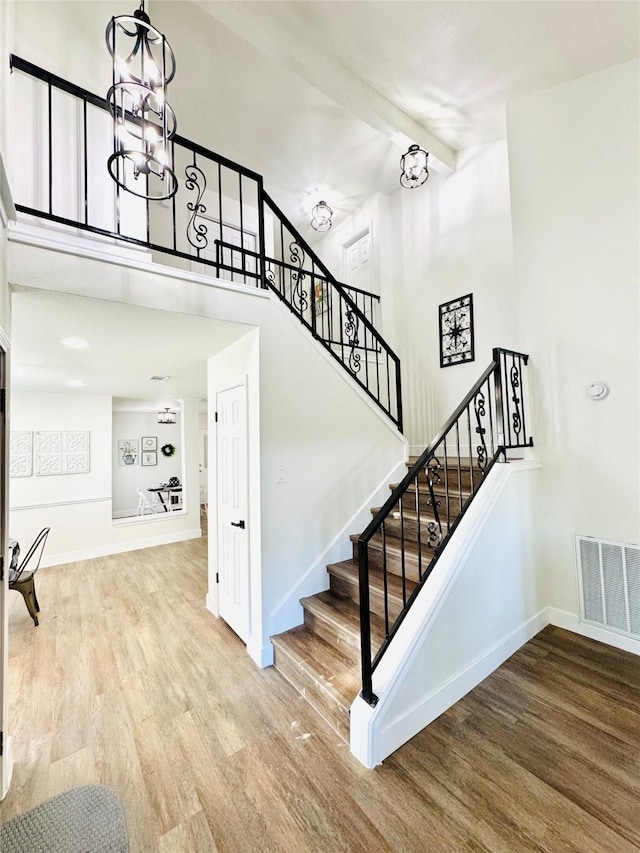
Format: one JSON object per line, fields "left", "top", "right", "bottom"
{"left": 575, "top": 535, "right": 640, "bottom": 640}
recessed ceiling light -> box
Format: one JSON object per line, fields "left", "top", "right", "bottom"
{"left": 66, "top": 379, "right": 85, "bottom": 387}
{"left": 61, "top": 337, "right": 90, "bottom": 349}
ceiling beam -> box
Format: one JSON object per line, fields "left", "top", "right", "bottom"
{"left": 191, "top": 0, "right": 457, "bottom": 176}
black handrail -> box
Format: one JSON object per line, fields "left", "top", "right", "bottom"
{"left": 9, "top": 54, "right": 403, "bottom": 431}
{"left": 261, "top": 191, "right": 402, "bottom": 430}
{"left": 357, "top": 347, "right": 533, "bottom": 705}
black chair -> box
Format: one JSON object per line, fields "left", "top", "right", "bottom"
{"left": 9, "top": 527, "right": 50, "bottom": 626}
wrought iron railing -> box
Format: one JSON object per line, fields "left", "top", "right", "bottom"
{"left": 357, "top": 348, "right": 533, "bottom": 705}
{"left": 9, "top": 55, "right": 401, "bottom": 430}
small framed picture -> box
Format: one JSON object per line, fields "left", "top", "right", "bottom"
{"left": 142, "top": 451, "right": 157, "bottom": 466}
{"left": 142, "top": 436, "right": 157, "bottom": 451}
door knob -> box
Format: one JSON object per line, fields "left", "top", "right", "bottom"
{"left": 231, "top": 520, "right": 245, "bottom": 529}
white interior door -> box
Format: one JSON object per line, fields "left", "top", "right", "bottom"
{"left": 345, "top": 230, "right": 373, "bottom": 295}
{"left": 216, "top": 382, "right": 249, "bottom": 642}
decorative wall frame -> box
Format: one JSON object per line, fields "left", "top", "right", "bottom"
{"left": 142, "top": 451, "right": 157, "bottom": 466}
{"left": 10, "top": 431, "right": 33, "bottom": 477}
{"left": 36, "top": 430, "right": 90, "bottom": 476}
{"left": 118, "top": 439, "right": 139, "bottom": 466}
{"left": 439, "top": 293, "right": 475, "bottom": 368}
{"left": 142, "top": 436, "right": 157, "bottom": 451}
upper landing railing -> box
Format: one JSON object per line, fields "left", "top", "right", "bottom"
{"left": 9, "top": 55, "right": 402, "bottom": 431}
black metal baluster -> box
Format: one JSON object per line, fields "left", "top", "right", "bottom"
{"left": 455, "top": 421, "right": 462, "bottom": 512}
{"left": 171, "top": 139, "right": 177, "bottom": 253}
{"left": 47, "top": 78, "right": 53, "bottom": 215}
{"left": 493, "top": 348, "right": 505, "bottom": 452}
{"left": 357, "top": 540, "right": 377, "bottom": 706}
{"left": 443, "top": 435, "right": 450, "bottom": 533}
{"left": 399, "top": 496, "right": 407, "bottom": 606}
{"left": 381, "top": 522, "right": 389, "bottom": 638}
{"left": 415, "top": 479, "right": 423, "bottom": 582}
{"left": 238, "top": 173, "right": 245, "bottom": 284}
{"left": 466, "top": 404, "right": 474, "bottom": 493}
{"left": 395, "top": 355, "right": 403, "bottom": 432}
{"left": 487, "top": 377, "right": 495, "bottom": 459}
{"left": 217, "top": 161, "right": 223, "bottom": 270}
{"left": 519, "top": 354, "right": 529, "bottom": 446}
{"left": 82, "top": 98, "right": 88, "bottom": 225}
{"left": 257, "top": 179, "right": 266, "bottom": 288}
{"left": 505, "top": 352, "right": 513, "bottom": 447}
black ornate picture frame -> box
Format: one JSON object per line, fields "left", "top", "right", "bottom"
{"left": 439, "top": 293, "right": 475, "bottom": 368}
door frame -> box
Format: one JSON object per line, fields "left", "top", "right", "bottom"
{"left": 0, "top": 333, "right": 11, "bottom": 798}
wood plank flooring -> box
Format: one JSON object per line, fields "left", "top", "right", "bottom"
{"left": 1, "top": 533, "right": 639, "bottom": 852}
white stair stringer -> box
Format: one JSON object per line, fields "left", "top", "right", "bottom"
{"left": 350, "top": 460, "right": 543, "bottom": 768}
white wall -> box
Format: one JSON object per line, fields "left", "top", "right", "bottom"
{"left": 112, "top": 410, "right": 183, "bottom": 517}
{"left": 9, "top": 391, "right": 201, "bottom": 564}
{"left": 387, "top": 140, "right": 518, "bottom": 448}
{"left": 507, "top": 60, "right": 640, "bottom": 620}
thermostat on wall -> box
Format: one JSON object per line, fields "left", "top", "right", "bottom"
{"left": 587, "top": 381, "right": 609, "bottom": 400}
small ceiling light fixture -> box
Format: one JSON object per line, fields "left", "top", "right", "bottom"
{"left": 157, "top": 407, "right": 176, "bottom": 424}
{"left": 400, "top": 144, "right": 429, "bottom": 189}
{"left": 106, "top": 0, "right": 178, "bottom": 200}
{"left": 311, "top": 200, "right": 333, "bottom": 232}
{"left": 61, "top": 337, "right": 90, "bottom": 349}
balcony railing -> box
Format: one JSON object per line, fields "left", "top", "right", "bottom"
{"left": 9, "top": 55, "right": 402, "bottom": 431}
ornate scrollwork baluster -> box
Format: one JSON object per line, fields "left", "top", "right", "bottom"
{"left": 289, "top": 241, "right": 308, "bottom": 313}
{"left": 185, "top": 164, "right": 208, "bottom": 253}
{"left": 344, "top": 307, "right": 361, "bottom": 374}
{"left": 510, "top": 363, "right": 523, "bottom": 438}
{"left": 473, "top": 388, "right": 488, "bottom": 471}
{"left": 424, "top": 456, "right": 443, "bottom": 547}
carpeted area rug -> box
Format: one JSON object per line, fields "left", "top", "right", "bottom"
{"left": 0, "top": 784, "right": 129, "bottom": 852}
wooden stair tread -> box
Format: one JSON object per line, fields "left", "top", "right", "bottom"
{"left": 351, "top": 531, "right": 431, "bottom": 560}
{"left": 300, "top": 590, "right": 386, "bottom": 650}
{"left": 327, "top": 559, "right": 417, "bottom": 601}
{"left": 271, "top": 625, "right": 360, "bottom": 709}
{"left": 371, "top": 506, "right": 453, "bottom": 528}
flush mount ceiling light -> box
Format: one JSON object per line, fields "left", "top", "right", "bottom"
{"left": 106, "top": 0, "right": 178, "bottom": 200}
{"left": 61, "top": 337, "right": 90, "bottom": 349}
{"left": 311, "top": 200, "right": 333, "bottom": 232}
{"left": 400, "top": 144, "right": 429, "bottom": 189}
{"left": 157, "top": 407, "right": 176, "bottom": 424}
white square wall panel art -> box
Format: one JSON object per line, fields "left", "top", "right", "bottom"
{"left": 35, "top": 431, "right": 91, "bottom": 476}
{"left": 9, "top": 431, "right": 33, "bottom": 477}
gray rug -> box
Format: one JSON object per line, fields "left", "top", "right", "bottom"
{"left": 0, "top": 785, "right": 129, "bottom": 852}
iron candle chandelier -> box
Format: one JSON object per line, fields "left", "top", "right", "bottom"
{"left": 311, "top": 200, "right": 333, "bottom": 232}
{"left": 157, "top": 407, "right": 177, "bottom": 424}
{"left": 106, "top": 1, "right": 177, "bottom": 200}
{"left": 400, "top": 144, "right": 429, "bottom": 189}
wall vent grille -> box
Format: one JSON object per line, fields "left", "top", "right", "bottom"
{"left": 575, "top": 535, "right": 640, "bottom": 640}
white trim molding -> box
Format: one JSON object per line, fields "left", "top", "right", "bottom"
{"left": 0, "top": 152, "right": 16, "bottom": 227}
{"left": 548, "top": 606, "right": 640, "bottom": 656}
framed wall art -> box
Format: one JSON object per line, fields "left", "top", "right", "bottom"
{"left": 439, "top": 293, "right": 474, "bottom": 368}
{"left": 142, "top": 436, "right": 157, "bottom": 451}
{"left": 118, "top": 439, "right": 138, "bottom": 466}
{"left": 142, "top": 451, "right": 157, "bottom": 466}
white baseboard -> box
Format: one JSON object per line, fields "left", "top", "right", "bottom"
{"left": 41, "top": 528, "right": 202, "bottom": 567}
{"left": 205, "top": 592, "right": 218, "bottom": 617}
{"left": 1, "top": 735, "right": 14, "bottom": 800}
{"left": 371, "top": 608, "right": 548, "bottom": 767}
{"left": 248, "top": 638, "right": 274, "bottom": 669}
{"left": 548, "top": 607, "right": 640, "bottom": 656}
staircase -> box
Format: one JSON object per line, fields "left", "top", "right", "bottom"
{"left": 272, "top": 347, "right": 533, "bottom": 741}
{"left": 271, "top": 455, "right": 473, "bottom": 741}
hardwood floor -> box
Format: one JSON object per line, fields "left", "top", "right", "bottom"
{"left": 1, "top": 534, "right": 639, "bottom": 852}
